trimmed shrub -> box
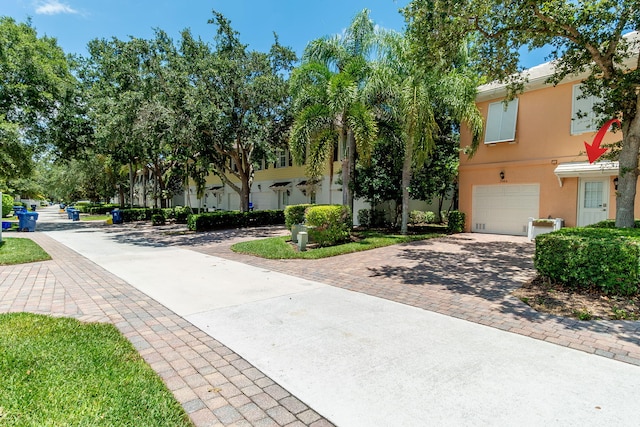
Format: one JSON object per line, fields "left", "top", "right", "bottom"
{"left": 409, "top": 210, "right": 436, "bottom": 225}
{"left": 358, "top": 209, "right": 371, "bottom": 228}
{"left": 535, "top": 228, "right": 640, "bottom": 296}
{"left": 87, "top": 204, "right": 119, "bottom": 215}
{"left": 188, "top": 210, "right": 284, "bottom": 231}
{"left": 151, "top": 213, "right": 165, "bottom": 226}
{"left": 284, "top": 204, "right": 313, "bottom": 230}
{"left": 586, "top": 219, "right": 640, "bottom": 229}
{"left": 446, "top": 210, "right": 465, "bottom": 234}
{"left": 2, "top": 194, "right": 14, "bottom": 217}
{"left": 174, "top": 206, "right": 192, "bottom": 224}
{"left": 119, "top": 208, "right": 163, "bottom": 222}
{"left": 305, "top": 205, "right": 351, "bottom": 247}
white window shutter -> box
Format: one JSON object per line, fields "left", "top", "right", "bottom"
{"left": 572, "top": 84, "right": 599, "bottom": 135}
{"left": 484, "top": 99, "right": 518, "bottom": 144}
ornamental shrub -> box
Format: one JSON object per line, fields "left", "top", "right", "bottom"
{"left": 358, "top": 209, "right": 371, "bottom": 228}
{"left": 304, "top": 205, "right": 351, "bottom": 247}
{"left": 446, "top": 210, "right": 465, "bottom": 234}
{"left": 586, "top": 219, "right": 640, "bottom": 229}
{"left": 409, "top": 210, "right": 437, "bottom": 225}
{"left": 284, "top": 204, "right": 313, "bottom": 230}
{"left": 87, "top": 204, "right": 119, "bottom": 215}
{"left": 188, "top": 210, "right": 284, "bottom": 231}
{"left": 2, "top": 194, "right": 14, "bottom": 217}
{"left": 151, "top": 213, "right": 165, "bottom": 226}
{"left": 534, "top": 228, "right": 640, "bottom": 296}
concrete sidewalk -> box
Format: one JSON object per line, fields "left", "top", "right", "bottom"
{"left": 41, "top": 219, "right": 640, "bottom": 426}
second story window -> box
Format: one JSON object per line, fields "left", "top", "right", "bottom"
{"left": 484, "top": 99, "right": 519, "bottom": 144}
{"left": 572, "top": 84, "right": 602, "bottom": 135}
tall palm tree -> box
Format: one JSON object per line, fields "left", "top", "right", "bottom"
{"left": 368, "top": 33, "right": 483, "bottom": 234}
{"left": 289, "top": 9, "right": 379, "bottom": 214}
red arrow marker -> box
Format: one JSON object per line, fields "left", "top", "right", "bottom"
{"left": 584, "top": 118, "right": 621, "bottom": 163}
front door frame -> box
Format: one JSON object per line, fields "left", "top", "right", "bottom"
{"left": 577, "top": 177, "right": 610, "bottom": 226}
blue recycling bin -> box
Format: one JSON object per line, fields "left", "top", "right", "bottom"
{"left": 111, "top": 210, "right": 123, "bottom": 224}
{"left": 72, "top": 210, "right": 80, "bottom": 221}
{"left": 66, "top": 207, "right": 75, "bottom": 219}
{"left": 13, "top": 206, "right": 25, "bottom": 216}
{"left": 17, "top": 211, "right": 38, "bottom": 232}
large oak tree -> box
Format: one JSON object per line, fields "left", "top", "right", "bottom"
{"left": 405, "top": 0, "right": 640, "bottom": 227}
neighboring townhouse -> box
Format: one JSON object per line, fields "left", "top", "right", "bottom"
{"left": 459, "top": 32, "right": 640, "bottom": 236}
{"left": 184, "top": 146, "right": 443, "bottom": 222}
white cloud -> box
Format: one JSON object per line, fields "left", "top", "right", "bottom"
{"left": 35, "top": 0, "right": 79, "bottom": 15}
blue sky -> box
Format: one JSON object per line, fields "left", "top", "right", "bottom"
{"left": 3, "top": 0, "right": 548, "bottom": 68}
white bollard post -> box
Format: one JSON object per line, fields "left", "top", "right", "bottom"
{"left": 298, "top": 231, "right": 308, "bottom": 251}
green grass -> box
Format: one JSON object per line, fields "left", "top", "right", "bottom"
{"left": 0, "top": 238, "right": 51, "bottom": 265}
{"left": 231, "top": 231, "right": 442, "bottom": 259}
{"left": 0, "top": 313, "right": 192, "bottom": 427}
{"left": 81, "top": 214, "right": 111, "bottom": 221}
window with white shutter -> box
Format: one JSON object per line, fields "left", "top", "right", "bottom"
{"left": 571, "top": 84, "right": 601, "bottom": 135}
{"left": 484, "top": 99, "right": 519, "bottom": 144}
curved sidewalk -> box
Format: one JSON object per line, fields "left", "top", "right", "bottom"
{"left": 0, "top": 232, "right": 333, "bottom": 427}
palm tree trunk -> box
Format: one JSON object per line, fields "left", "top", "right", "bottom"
{"left": 401, "top": 138, "right": 413, "bottom": 235}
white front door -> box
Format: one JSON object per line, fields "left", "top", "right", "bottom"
{"left": 577, "top": 178, "right": 609, "bottom": 226}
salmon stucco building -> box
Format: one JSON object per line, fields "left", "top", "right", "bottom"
{"left": 459, "top": 32, "right": 640, "bottom": 235}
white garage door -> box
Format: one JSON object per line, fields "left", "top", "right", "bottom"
{"left": 472, "top": 184, "right": 540, "bottom": 235}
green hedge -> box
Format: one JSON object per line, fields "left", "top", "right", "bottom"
{"left": 87, "top": 204, "right": 120, "bottom": 215}
{"left": 534, "top": 227, "right": 640, "bottom": 296}
{"left": 305, "top": 205, "right": 352, "bottom": 247}
{"left": 284, "top": 204, "right": 313, "bottom": 230}
{"left": 446, "top": 210, "right": 465, "bottom": 234}
{"left": 119, "top": 208, "right": 163, "bottom": 222}
{"left": 188, "top": 210, "right": 284, "bottom": 231}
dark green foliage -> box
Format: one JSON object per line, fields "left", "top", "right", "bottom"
{"left": 446, "top": 210, "right": 465, "bottom": 233}
{"left": 357, "top": 208, "right": 389, "bottom": 229}
{"left": 86, "top": 204, "right": 119, "bottom": 215}
{"left": 534, "top": 228, "right": 640, "bottom": 296}
{"left": 187, "top": 210, "right": 284, "bottom": 231}
{"left": 119, "top": 208, "right": 163, "bottom": 222}
{"left": 284, "top": 204, "right": 313, "bottom": 230}
{"left": 304, "top": 205, "right": 352, "bottom": 247}
{"left": 586, "top": 219, "right": 640, "bottom": 229}
{"left": 151, "top": 213, "right": 165, "bottom": 226}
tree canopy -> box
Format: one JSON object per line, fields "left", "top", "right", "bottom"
{"left": 0, "top": 17, "right": 80, "bottom": 190}
{"left": 404, "top": 0, "right": 640, "bottom": 227}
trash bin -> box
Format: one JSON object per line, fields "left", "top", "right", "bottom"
{"left": 30, "top": 204, "right": 36, "bottom": 211}
{"left": 13, "top": 206, "right": 25, "bottom": 215}
{"left": 66, "top": 207, "right": 75, "bottom": 219}
{"left": 111, "top": 210, "right": 123, "bottom": 224}
{"left": 72, "top": 210, "right": 80, "bottom": 221}
{"left": 17, "top": 211, "right": 38, "bottom": 232}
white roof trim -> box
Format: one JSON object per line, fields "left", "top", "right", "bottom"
{"left": 477, "top": 31, "right": 640, "bottom": 102}
{"left": 553, "top": 161, "right": 618, "bottom": 187}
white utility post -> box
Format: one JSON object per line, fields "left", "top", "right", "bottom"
{"left": 0, "top": 191, "right": 3, "bottom": 243}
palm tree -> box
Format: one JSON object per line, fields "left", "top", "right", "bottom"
{"left": 368, "top": 33, "right": 483, "bottom": 234}
{"left": 289, "top": 9, "right": 380, "bottom": 214}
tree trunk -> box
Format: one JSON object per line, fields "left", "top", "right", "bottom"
{"left": 128, "top": 162, "right": 135, "bottom": 208}
{"left": 346, "top": 130, "right": 356, "bottom": 216}
{"left": 401, "top": 139, "right": 413, "bottom": 235}
{"left": 616, "top": 111, "right": 640, "bottom": 228}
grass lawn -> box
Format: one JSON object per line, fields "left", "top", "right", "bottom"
{"left": 231, "top": 231, "right": 442, "bottom": 259}
{"left": 81, "top": 214, "right": 111, "bottom": 221}
{"left": 0, "top": 238, "right": 51, "bottom": 265}
{"left": 0, "top": 313, "right": 192, "bottom": 426}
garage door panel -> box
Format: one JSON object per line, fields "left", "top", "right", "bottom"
{"left": 472, "top": 184, "right": 540, "bottom": 236}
